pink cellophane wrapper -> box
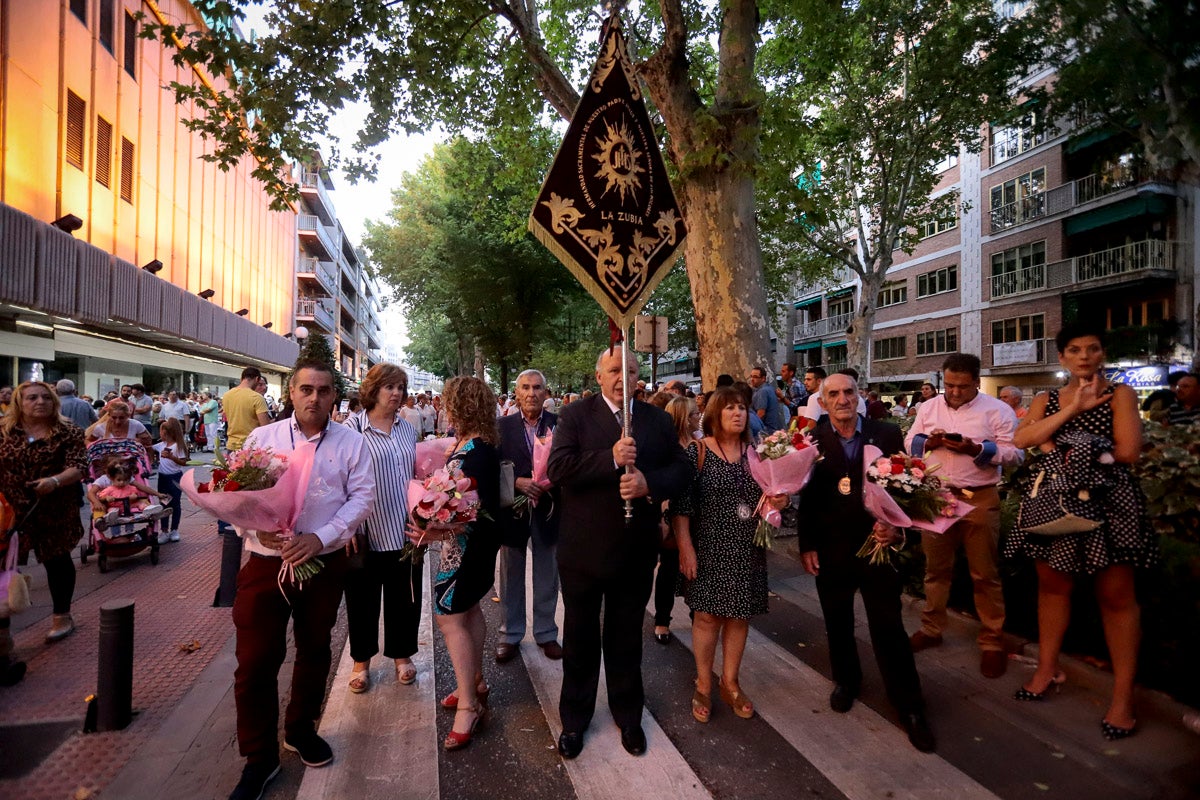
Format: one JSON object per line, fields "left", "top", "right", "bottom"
{"left": 406, "top": 479, "right": 481, "bottom": 538}
{"left": 861, "top": 445, "right": 973, "bottom": 534}
{"left": 747, "top": 445, "right": 821, "bottom": 527}
{"left": 414, "top": 437, "right": 455, "bottom": 481}
{"left": 529, "top": 430, "right": 554, "bottom": 506}
{"left": 181, "top": 442, "right": 317, "bottom": 536}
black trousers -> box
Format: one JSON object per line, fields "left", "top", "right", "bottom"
{"left": 558, "top": 561, "right": 655, "bottom": 731}
{"left": 653, "top": 547, "right": 679, "bottom": 626}
{"left": 344, "top": 549, "right": 424, "bottom": 663}
{"left": 814, "top": 556, "right": 924, "bottom": 715}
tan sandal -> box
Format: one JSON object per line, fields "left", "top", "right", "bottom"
{"left": 395, "top": 660, "right": 417, "bottom": 685}
{"left": 349, "top": 666, "right": 371, "bottom": 694}
{"left": 720, "top": 679, "right": 754, "bottom": 719}
{"left": 692, "top": 687, "right": 712, "bottom": 723}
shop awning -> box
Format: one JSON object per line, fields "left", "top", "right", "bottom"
{"left": 793, "top": 341, "right": 821, "bottom": 352}
{"left": 1064, "top": 195, "right": 1170, "bottom": 236}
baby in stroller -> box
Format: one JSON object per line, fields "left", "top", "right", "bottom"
{"left": 88, "top": 457, "right": 167, "bottom": 535}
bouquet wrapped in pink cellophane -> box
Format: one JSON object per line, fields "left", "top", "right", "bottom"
{"left": 858, "top": 444, "right": 973, "bottom": 566}
{"left": 746, "top": 431, "right": 821, "bottom": 548}
{"left": 414, "top": 437, "right": 455, "bottom": 481}
{"left": 522, "top": 429, "right": 554, "bottom": 510}
{"left": 182, "top": 442, "right": 321, "bottom": 583}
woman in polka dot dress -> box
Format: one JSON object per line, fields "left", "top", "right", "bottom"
{"left": 1007, "top": 323, "right": 1157, "bottom": 740}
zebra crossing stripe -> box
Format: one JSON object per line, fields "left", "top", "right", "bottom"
{"left": 299, "top": 561, "right": 439, "bottom": 800}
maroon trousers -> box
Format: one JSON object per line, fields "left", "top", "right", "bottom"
{"left": 232, "top": 551, "right": 347, "bottom": 764}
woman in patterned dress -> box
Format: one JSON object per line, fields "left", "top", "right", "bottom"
{"left": 1008, "top": 323, "right": 1157, "bottom": 739}
{"left": 671, "top": 386, "right": 786, "bottom": 723}
{"left": 0, "top": 382, "right": 87, "bottom": 642}
{"left": 412, "top": 376, "right": 501, "bottom": 750}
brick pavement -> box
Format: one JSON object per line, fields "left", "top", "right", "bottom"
{"left": 0, "top": 496, "right": 238, "bottom": 800}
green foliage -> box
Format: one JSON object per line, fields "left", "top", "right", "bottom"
{"left": 1030, "top": 0, "right": 1200, "bottom": 175}
{"left": 291, "top": 329, "right": 349, "bottom": 401}
{"left": 1132, "top": 422, "right": 1200, "bottom": 544}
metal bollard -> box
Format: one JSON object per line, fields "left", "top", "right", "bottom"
{"left": 97, "top": 599, "right": 135, "bottom": 731}
{"left": 213, "top": 530, "right": 242, "bottom": 607}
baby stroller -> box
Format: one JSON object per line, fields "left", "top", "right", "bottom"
{"left": 79, "top": 439, "right": 169, "bottom": 573}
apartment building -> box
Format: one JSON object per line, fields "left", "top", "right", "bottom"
{"left": 783, "top": 64, "right": 1198, "bottom": 401}
{"left": 0, "top": 0, "right": 299, "bottom": 395}
{"left": 293, "top": 158, "right": 385, "bottom": 384}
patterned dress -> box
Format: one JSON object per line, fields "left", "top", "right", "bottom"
{"left": 0, "top": 424, "right": 87, "bottom": 562}
{"left": 672, "top": 440, "right": 768, "bottom": 618}
{"left": 1004, "top": 388, "right": 1158, "bottom": 575}
{"left": 431, "top": 438, "right": 501, "bottom": 615}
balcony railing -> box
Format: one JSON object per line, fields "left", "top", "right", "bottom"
{"left": 990, "top": 239, "right": 1179, "bottom": 299}
{"left": 297, "top": 214, "right": 339, "bottom": 259}
{"left": 297, "top": 257, "right": 337, "bottom": 296}
{"left": 989, "top": 164, "right": 1146, "bottom": 234}
{"left": 296, "top": 296, "right": 336, "bottom": 332}
{"left": 299, "top": 172, "right": 334, "bottom": 222}
{"left": 793, "top": 312, "right": 853, "bottom": 342}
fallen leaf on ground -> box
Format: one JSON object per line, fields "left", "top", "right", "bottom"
{"left": 179, "top": 639, "right": 202, "bottom": 653}
{"left": 74, "top": 788, "right": 93, "bottom": 799}
{"left": 1034, "top": 783, "right": 1050, "bottom": 791}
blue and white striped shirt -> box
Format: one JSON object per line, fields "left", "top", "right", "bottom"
{"left": 344, "top": 410, "right": 419, "bottom": 551}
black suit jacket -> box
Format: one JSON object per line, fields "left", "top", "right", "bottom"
{"left": 497, "top": 410, "right": 558, "bottom": 547}
{"left": 798, "top": 417, "right": 906, "bottom": 566}
{"left": 547, "top": 394, "right": 689, "bottom": 578}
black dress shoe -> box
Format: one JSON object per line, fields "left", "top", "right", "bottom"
{"left": 495, "top": 642, "right": 518, "bottom": 663}
{"left": 558, "top": 730, "right": 584, "bottom": 759}
{"left": 829, "top": 684, "right": 858, "bottom": 713}
{"left": 654, "top": 630, "right": 673, "bottom": 645}
{"left": 902, "top": 712, "right": 936, "bottom": 753}
{"left": 619, "top": 725, "right": 646, "bottom": 756}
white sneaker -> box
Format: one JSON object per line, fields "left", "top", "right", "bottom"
{"left": 104, "top": 509, "right": 119, "bottom": 526}
{"left": 144, "top": 504, "right": 163, "bottom": 516}
{"left": 45, "top": 614, "right": 75, "bottom": 643}
{"left": 169, "top": 530, "right": 180, "bottom": 542}
{"left": 157, "top": 531, "right": 170, "bottom": 545}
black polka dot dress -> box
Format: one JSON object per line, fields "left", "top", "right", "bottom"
{"left": 671, "top": 440, "right": 768, "bottom": 618}
{"left": 1004, "top": 389, "right": 1159, "bottom": 575}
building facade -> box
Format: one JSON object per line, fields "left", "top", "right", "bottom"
{"left": 781, "top": 64, "right": 1198, "bottom": 402}
{"left": 0, "top": 0, "right": 298, "bottom": 396}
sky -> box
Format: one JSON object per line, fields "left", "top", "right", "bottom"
{"left": 239, "top": 5, "right": 440, "bottom": 353}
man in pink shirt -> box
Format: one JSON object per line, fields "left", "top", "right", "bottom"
{"left": 905, "top": 353, "right": 1021, "bottom": 678}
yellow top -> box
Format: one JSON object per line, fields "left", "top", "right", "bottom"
{"left": 222, "top": 387, "right": 268, "bottom": 451}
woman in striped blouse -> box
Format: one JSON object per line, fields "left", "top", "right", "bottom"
{"left": 343, "top": 363, "right": 421, "bottom": 692}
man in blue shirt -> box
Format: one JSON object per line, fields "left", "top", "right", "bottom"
{"left": 748, "top": 365, "right": 782, "bottom": 434}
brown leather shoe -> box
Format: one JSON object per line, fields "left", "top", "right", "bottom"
{"left": 909, "top": 631, "right": 943, "bottom": 652}
{"left": 980, "top": 649, "right": 1008, "bottom": 678}
{"left": 539, "top": 641, "right": 563, "bottom": 660}
{"left": 495, "top": 642, "right": 518, "bottom": 663}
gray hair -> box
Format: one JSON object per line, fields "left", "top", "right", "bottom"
{"left": 55, "top": 379, "right": 77, "bottom": 395}
{"left": 516, "top": 369, "right": 547, "bottom": 386}
{"left": 1000, "top": 385, "right": 1023, "bottom": 401}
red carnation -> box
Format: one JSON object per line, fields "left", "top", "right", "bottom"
{"left": 891, "top": 463, "right": 905, "bottom": 475}
{"left": 912, "top": 459, "right": 926, "bottom": 470}
{"left": 224, "top": 480, "right": 241, "bottom": 492}
{"left": 198, "top": 482, "right": 211, "bottom": 494}
{"left": 891, "top": 455, "right": 906, "bottom": 464}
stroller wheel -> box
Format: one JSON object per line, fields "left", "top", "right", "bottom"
{"left": 150, "top": 546, "right": 160, "bottom": 566}
{"left": 98, "top": 554, "right": 109, "bottom": 574}
{"left": 79, "top": 544, "right": 88, "bottom": 565}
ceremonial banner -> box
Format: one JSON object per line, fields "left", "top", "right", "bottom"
{"left": 528, "top": 15, "right": 687, "bottom": 327}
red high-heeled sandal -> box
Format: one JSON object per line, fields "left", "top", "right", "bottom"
{"left": 440, "top": 683, "right": 490, "bottom": 710}
{"left": 443, "top": 704, "right": 485, "bottom": 751}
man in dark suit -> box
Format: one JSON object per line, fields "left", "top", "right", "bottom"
{"left": 496, "top": 368, "right": 562, "bottom": 663}
{"left": 798, "top": 372, "right": 936, "bottom": 752}
{"left": 547, "top": 345, "right": 690, "bottom": 759}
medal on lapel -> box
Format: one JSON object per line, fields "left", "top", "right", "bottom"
{"left": 838, "top": 476, "right": 852, "bottom": 495}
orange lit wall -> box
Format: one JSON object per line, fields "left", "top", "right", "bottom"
{"left": 0, "top": 0, "right": 295, "bottom": 330}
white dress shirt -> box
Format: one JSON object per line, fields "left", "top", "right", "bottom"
{"left": 905, "top": 392, "right": 1022, "bottom": 488}
{"left": 238, "top": 416, "right": 376, "bottom": 556}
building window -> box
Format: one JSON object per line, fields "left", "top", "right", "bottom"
{"left": 120, "top": 137, "right": 135, "bottom": 203}
{"left": 828, "top": 295, "right": 854, "bottom": 318}
{"left": 916, "top": 328, "right": 958, "bottom": 356}
{"left": 873, "top": 336, "right": 906, "bottom": 361}
{"left": 66, "top": 91, "right": 86, "bottom": 170}
{"left": 95, "top": 116, "right": 112, "bottom": 188}
{"left": 824, "top": 343, "right": 848, "bottom": 369}
{"left": 877, "top": 281, "right": 907, "bottom": 308}
{"left": 990, "top": 241, "right": 1046, "bottom": 297}
{"left": 916, "top": 265, "right": 957, "bottom": 298}
{"left": 932, "top": 152, "right": 958, "bottom": 173}
{"left": 99, "top": 0, "right": 114, "bottom": 54}
{"left": 990, "top": 108, "right": 1046, "bottom": 165}
{"left": 989, "top": 167, "right": 1046, "bottom": 230}
{"left": 992, "top": 313, "right": 1045, "bottom": 344}
{"left": 920, "top": 214, "right": 958, "bottom": 239}
{"left": 70, "top": 0, "right": 87, "bottom": 24}
{"left": 123, "top": 12, "right": 137, "bottom": 79}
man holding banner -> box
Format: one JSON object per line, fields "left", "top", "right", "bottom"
{"left": 548, "top": 345, "right": 689, "bottom": 758}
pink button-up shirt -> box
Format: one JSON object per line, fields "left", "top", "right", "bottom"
{"left": 905, "top": 393, "right": 1022, "bottom": 488}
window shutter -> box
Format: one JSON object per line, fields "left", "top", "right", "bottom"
{"left": 66, "top": 91, "right": 86, "bottom": 170}
{"left": 96, "top": 116, "right": 113, "bottom": 188}
{"left": 120, "top": 137, "right": 135, "bottom": 202}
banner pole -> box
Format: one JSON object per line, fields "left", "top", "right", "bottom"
{"left": 621, "top": 328, "right": 634, "bottom": 524}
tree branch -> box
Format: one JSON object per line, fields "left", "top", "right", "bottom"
{"left": 490, "top": 0, "right": 579, "bottom": 120}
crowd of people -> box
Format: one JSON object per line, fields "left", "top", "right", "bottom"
{"left": 0, "top": 321, "right": 1185, "bottom": 799}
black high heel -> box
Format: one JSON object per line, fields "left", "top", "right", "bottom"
{"left": 1014, "top": 671, "right": 1066, "bottom": 701}
{"left": 1100, "top": 719, "right": 1136, "bottom": 740}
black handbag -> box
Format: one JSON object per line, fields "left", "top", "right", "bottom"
{"left": 1017, "top": 431, "right": 1111, "bottom": 536}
